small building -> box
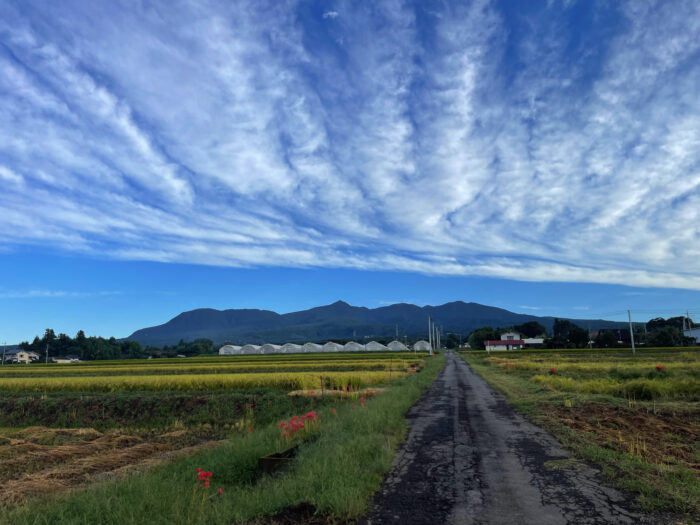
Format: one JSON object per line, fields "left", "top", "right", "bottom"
{"left": 218, "top": 345, "right": 242, "bottom": 355}
{"left": 322, "top": 342, "right": 343, "bottom": 353}
{"left": 484, "top": 339, "right": 525, "bottom": 351}
{"left": 343, "top": 341, "right": 365, "bottom": 351}
{"left": 52, "top": 355, "right": 80, "bottom": 363}
{"left": 365, "top": 341, "right": 388, "bottom": 352}
{"left": 11, "top": 351, "right": 41, "bottom": 364}
{"left": 260, "top": 344, "right": 282, "bottom": 354}
{"left": 684, "top": 328, "right": 700, "bottom": 343}
{"left": 280, "top": 343, "right": 302, "bottom": 353}
{"left": 412, "top": 340, "right": 431, "bottom": 351}
{"left": 500, "top": 331, "right": 521, "bottom": 341}
{"left": 387, "top": 340, "right": 407, "bottom": 351}
{"left": 302, "top": 342, "right": 323, "bottom": 353}
{"left": 240, "top": 344, "right": 261, "bottom": 354}
{"left": 523, "top": 338, "right": 544, "bottom": 346}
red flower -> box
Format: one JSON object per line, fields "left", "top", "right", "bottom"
{"left": 92, "top": 405, "right": 99, "bottom": 409}
{"left": 218, "top": 488, "right": 224, "bottom": 495}
{"left": 331, "top": 408, "right": 336, "bottom": 413}
{"left": 549, "top": 368, "right": 557, "bottom": 375}
{"left": 196, "top": 467, "right": 203, "bottom": 473}
{"left": 203, "top": 481, "right": 210, "bottom": 487}
{"left": 655, "top": 365, "right": 665, "bottom": 371}
{"left": 351, "top": 403, "right": 355, "bottom": 407}
{"left": 248, "top": 427, "right": 254, "bottom": 431}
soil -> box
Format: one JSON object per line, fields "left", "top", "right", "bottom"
{"left": 544, "top": 403, "right": 700, "bottom": 472}
{"left": 359, "top": 352, "right": 668, "bottom": 525}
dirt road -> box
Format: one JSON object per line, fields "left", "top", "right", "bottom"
{"left": 361, "top": 352, "right": 650, "bottom": 525}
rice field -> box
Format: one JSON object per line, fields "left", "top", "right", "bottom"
{"left": 0, "top": 352, "right": 425, "bottom": 392}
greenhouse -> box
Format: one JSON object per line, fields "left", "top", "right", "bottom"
{"left": 280, "top": 343, "right": 302, "bottom": 353}
{"left": 413, "top": 340, "right": 431, "bottom": 351}
{"left": 302, "top": 342, "right": 323, "bottom": 353}
{"left": 240, "top": 344, "right": 261, "bottom": 354}
{"left": 365, "top": 341, "right": 388, "bottom": 352}
{"left": 343, "top": 341, "right": 365, "bottom": 351}
{"left": 322, "top": 342, "right": 344, "bottom": 353}
{"left": 387, "top": 340, "right": 407, "bottom": 351}
{"left": 218, "top": 345, "right": 242, "bottom": 355}
{"left": 261, "top": 344, "right": 282, "bottom": 354}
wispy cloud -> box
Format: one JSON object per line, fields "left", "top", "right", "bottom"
{"left": 519, "top": 305, "right": 544, "bottom": 311}
{"left": 0, "top": 290, "right": 124, "bottom": 299}
{"left": 0, "top": 0, "right": 698, "bottom": 290}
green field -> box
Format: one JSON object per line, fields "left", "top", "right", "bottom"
{"left": 0, "top": 352, "right": 442, "bottom": 524}
{"left": 461, "top": 348, "right": 700, "bottom": 517}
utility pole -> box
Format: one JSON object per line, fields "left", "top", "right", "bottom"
{"left": 687, "top": 310, "right": 692, "bottom": 332}
{"left": 628, "top": 310, "right": 635, "bottom": 356}
{"left": 428, "top": 317, "right": 433, "bottom": 356}
{"left": 2, "top": 342, "right": 5, "bottom": 365}
{"left": 45, "top": 343, "right": 49, "bottom": 364}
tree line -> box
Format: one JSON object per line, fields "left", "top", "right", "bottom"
{"left": 17, "top": 329, "right": 216, "bottom": 361}
{"left": 464, "top": 317, "right": 697, "bottom": 350}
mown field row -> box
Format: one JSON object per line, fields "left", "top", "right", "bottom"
{"left": 15, "top": 352, "right": 428, "bottom": 368}
{"left": 0, "top": 359, "right": 420, "bottom": 377}
{"left": 0, "top": 370, "right": 405, "bottom": 393}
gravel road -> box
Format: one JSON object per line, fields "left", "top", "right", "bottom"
{"left": 360, "top": 351, "right": 652, "bottom": 525}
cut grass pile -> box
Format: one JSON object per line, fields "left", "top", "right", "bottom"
{"left": 0, "top": 354, "right": 445, "bottom": 525}
{"left": 460, "top": 348, "right": 699, "bottom": 517}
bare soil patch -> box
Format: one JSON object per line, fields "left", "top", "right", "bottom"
{"left": 543, "top": 403, "right": 700, "bottom": 472}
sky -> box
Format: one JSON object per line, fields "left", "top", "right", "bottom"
{"left": 1, "top": 0, "right": 699, "bottom": 343}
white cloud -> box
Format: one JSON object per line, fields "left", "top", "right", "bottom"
{"left": 0, "top": 0, "right": 698, "bottom": 290}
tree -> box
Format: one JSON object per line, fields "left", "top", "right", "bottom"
{"left": 648, "top": 326, "right": 682, "bottom": 347}
{"left": 468, "top": 327, "right": 498, "bottom": 350}
{"left": 513, "top": 321, "right": 546, "bottom": 338}
{"left": 445, "top": 333, "right": 460, "bottom": 349}
{"left": 595, "top": 330, "right": 618, "bottom": 348}
{"left": 569, "top": 326, "right": 589, "bottom": 347}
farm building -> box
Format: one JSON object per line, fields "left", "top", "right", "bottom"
{"left": 322, "top": 342, "right": 344, "bottom": 352}
{"left": 280, "top": 343, "right": 302, "bottom": 353}
{"left": 218, "top": 345, "right": 242, "bottom": 355}
{"left": 6, "top": 350, "right": 41, "bottom": 364}
{"left": 303, "top": 342, "right": 323, "bottom": 353}
{"left": 240, "top": 344, "right": 261, "bottom": 354}
{"left": 684, "top": 328, "right": 700, "bottom": 343}
{"left": 413, "top": 340, "right": 431, "bottom": 351}
{"left": 387, "top": 340, "right": 407, "bottom": 351}
{"left": 365, "top": 341, "right": 388, "bottom": 351}
{"left": 261, "top": 344, "right": 282, "bottom": 354}
{"left": 343, "top": 341, "right": 365, "bottom": 351}
{"left": 485, "top": 332, "right": 525, "bottom": 351}
{"left": 52, "top": 355, "right": 80, "bottom": 363}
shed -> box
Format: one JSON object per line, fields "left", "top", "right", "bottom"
{"left": 387, "top": 340, "right": 407, "bottom": 351}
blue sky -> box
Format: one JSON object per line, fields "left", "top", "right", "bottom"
{"left": 1, "top": 0, "right": 699, "bottom": 343}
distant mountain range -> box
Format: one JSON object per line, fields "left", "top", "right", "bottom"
{"left": 126, "top": 300, "right": 627, "bottom": 347}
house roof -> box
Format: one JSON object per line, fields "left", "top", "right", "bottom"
{"left": 484, "top": 340, "right": 525, "bottom": 345}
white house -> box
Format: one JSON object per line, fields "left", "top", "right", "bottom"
{"left": 412, "top": 340, "right": 431, "bottom": 351}
{"left": 280, "top": 343, "right": 302, "bottom": 353}
{"left": 303, "top": 342, "right": 323, "bottom": 353}
{"left": 365, "top": 341, "right": 388, "bottom": 352}
{"left": 218, "top": 345, "right": 242, "bottom": 355}
{"left": 11, "top": 351, "right": 41, "bottom": 364}
{"left": 240, "top": 344, "right": 261, "bottom": 354}
{"left": 684, "top": 328, "right": 700, "bottom": 343}
{"left": 343, "top": 341, "right": 365, "bottom": 351}
{"left": 261, "top": 344, "right": 282, "bottom": 354}
{"left": 485, "top": 332, "right": 525, "bottom": 351}
{"left": 387, "top": 340, "right": 407, "bottom": 351}
{"left": 322, "top": 342, "right": 344, "bottom": 353}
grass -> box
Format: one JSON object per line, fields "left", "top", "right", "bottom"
{"left": 0, "top": 354, "right": 444, "bottom": 524}
{"left": 459, "top": 349, "right": 699, "bottom": 518}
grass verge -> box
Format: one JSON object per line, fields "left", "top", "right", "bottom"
{"left": 459, "top": 351, "right": 699, "bottom": 519}
{"left": 0, "top": 355, "right": 445, "bottom": 525}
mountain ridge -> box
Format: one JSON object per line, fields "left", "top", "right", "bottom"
{"left": 126, "top": 300, "right": 627, "bottom": 347}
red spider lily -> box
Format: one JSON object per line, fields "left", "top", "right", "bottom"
{"left": 203, "top": 481, "right": 210, "bottom": 487}
{"left": 92, "top": 405, "right": 99, "bottom": 409}
{"left": 331, "top": 408, "right": 336, "bottom": 413}
{"left": 351, "top": 403, "right": 355, "bottom": 407}
{"left": 549, "top": 368, "right": 557, "bottom": 375}
{"left": 278, "top": 412, "right": 319, "bottom": 438}
{"left": 655, "top": 365, "right": 665, "bottom": 371}
{"left": 218, "top": 488, "right": 224, "bottom": 495}
{"left": 196, "top": 467, "right": 203, "bottom": 473}
{"left": 248, "top": 427, "right": 254, "bottom": 431}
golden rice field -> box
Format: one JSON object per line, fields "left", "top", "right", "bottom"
{"left": 0, "top": 353, "right": 424, "bottom": 393}
{"left": 481, "top": 349, "right": 700, "bottom": 400}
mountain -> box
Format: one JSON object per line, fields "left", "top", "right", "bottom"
{"left": 126, "top": 300, "right": 627, "bottom": 347}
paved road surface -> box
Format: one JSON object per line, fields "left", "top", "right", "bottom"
{"left": 361, "top": 351, "right": 651, "bottom": 525}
